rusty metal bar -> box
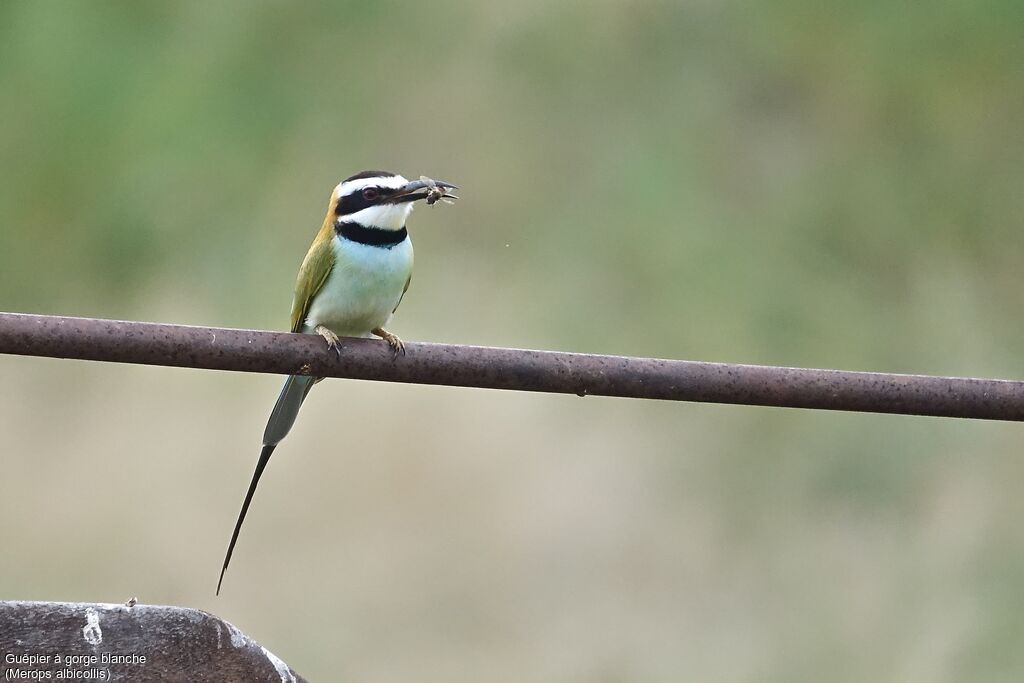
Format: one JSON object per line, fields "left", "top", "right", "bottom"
{"left": 0, "top": 600, "right": 307, "bottom": 681}
{"left": 0, "top": 311, "right": 1022, "bottom": 421}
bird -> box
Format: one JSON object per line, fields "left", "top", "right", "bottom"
{"left": 217, "top": 170, "right": 458, "bottom": 594}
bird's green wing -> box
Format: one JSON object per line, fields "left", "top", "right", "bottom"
{"left": 392, "top": 273, "right": 412, "bottom": 314}
{"left": 289, "top": 230, "right": 336, "bottom": 333}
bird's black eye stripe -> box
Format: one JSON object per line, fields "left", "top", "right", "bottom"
{"left": 335, "top": 188, "right": 389, "bottom": 216}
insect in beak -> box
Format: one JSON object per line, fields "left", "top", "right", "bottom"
{"left": 388, "top": 177, "right": 460, "bottom": 205}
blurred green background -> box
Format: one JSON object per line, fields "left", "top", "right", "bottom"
{"left": 1, "top": 1, "right": 1022, "bottom": 680}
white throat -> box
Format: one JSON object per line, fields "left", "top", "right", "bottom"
{"left": 345, "top": 202, "right": 414, "bottom": 231}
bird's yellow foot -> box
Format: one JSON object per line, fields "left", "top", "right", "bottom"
{"left": 371, "top": 327, "right": 405, "bottom": 359}
{"left": 315, "top": 325, "right": 342, "bottom": 358}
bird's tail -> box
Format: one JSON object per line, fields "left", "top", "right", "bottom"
{"left": 217, "top": 374, "right": 318, "bottom": 594}
{"left": 263, "top": 374, "right": 318, "bottom": 447}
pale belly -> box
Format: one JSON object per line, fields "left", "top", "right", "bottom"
{"left": 302, "top": 237, "right": 414, "bottom": 336}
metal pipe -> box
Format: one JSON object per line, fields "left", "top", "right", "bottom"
{"left": 1, "top": 312, "right": 1022, "bottom": 421}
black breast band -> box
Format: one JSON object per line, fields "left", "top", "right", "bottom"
{"left": 335, "top": 221, "right": 408, "bottom": 247}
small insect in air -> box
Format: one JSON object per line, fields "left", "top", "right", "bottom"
{"left": 421, "top": 176, "right": 457, "bottom": 206}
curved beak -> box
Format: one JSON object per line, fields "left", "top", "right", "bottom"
{"left": 388, "top": 177, "right": 460, "bottom": 204}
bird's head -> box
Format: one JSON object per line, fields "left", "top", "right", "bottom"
{"left": 331, "top": 170, "right": 458, "bottom": 231}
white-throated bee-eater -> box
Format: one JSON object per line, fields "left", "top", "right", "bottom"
{"left": 217, "top": 170, "right": 458, "bottom": 594}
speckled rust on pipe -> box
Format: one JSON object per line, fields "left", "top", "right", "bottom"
{"left": 1, "top": 312, "right": 1023, "bottom": 421}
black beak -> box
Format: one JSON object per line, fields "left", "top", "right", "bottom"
{"left": 388, "top": 177, "right": 459, "bottom": 204}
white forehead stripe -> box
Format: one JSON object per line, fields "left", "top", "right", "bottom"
{"left": 334, "top": 175, "right": 408, "bottom": 198}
